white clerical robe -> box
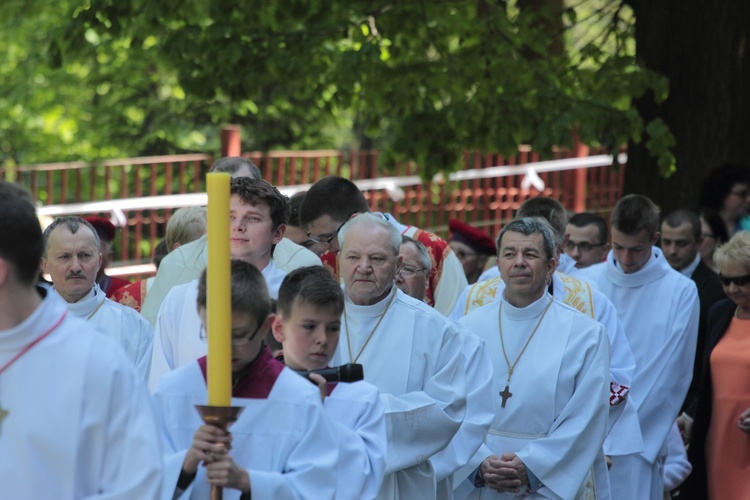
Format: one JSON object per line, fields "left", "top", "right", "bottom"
{"left": 335, "top": 287, "right": 468, "bottom": 499}
{"left": 584, "top": 247, "right": 699, "bottom": 500}
{"left": 0, "top": 291, "right": 163, "bottom": 498}
{"left": 149, "top": 261, "right": 286, "bottom": 391}
{"left": 142, "top": 235, "right": 320, "bottom": 325}
{"left": 324, "top": 380, "right": 388, "bottom": 499}
{"left": 457, "top": 293, "right": 610, "bottom": 500}
{"left": 430, "top": 328, "right": 494, "bottom": 500}
{"left": 153, "top": 362, "right": 339, "bottom": 500}
{"left": 50, "top": 284, "right": 154, "bottom": 381}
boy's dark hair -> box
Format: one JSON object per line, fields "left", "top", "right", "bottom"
{"left": 0, "top": 182, "right": 44, "bottom": 286}
{"left": 289, "top": 191, "right": 306, "bottom": 228}
{"left": 197, "top": 260, "right": 272, "bottom": 322}
{"left": 230, "top": 177, "right": 290, "bottom": 231}
{"left": 298, "top": 176, "right": 369, "bottom": 226}
{"left": 276, "top": 266, "right": 344, "bottom": 318}
{"left": 611, "top": 194, "right": 660, "bottom": 237}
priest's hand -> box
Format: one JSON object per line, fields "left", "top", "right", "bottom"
{"left": 308, "top": 372, "right": 327, "bottom": 403}
{"left": 183, "top": 424, "right": 233, "bottom": 475}
{"left": 205, "top": 452, "right": 251, "bottom": 493}
{"left": 481, "top": 453, "right": 528, "bottom": 493}
{"left": 738, "top": 407, "right": 750, "bottom": 434}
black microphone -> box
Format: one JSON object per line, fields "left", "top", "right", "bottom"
{"left": 298, "top": 363, "right": 364, "bottom": 384}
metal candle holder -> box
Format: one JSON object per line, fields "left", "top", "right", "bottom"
{"left": 195, "top": 405, "right": 245, "bottom": 500}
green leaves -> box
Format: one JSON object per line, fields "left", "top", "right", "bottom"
{"left": 1, "top": 0, "right": 674, "bottom": 180}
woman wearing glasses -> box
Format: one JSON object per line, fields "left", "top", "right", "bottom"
{"left": 680, "top": 230, "right": 750, "bottom": 499}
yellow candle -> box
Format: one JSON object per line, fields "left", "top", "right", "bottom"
{"left": 206, "top": 173, "right": 232, "bottom": 406}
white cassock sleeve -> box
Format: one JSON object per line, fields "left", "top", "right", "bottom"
{"left": 378, "top": 326, "right": 467, "bottom": 474}
{"left": 326, "top": 381, "right": 388, "bottom": 499}
{"left": 430, "top": 329, "right": 494, "bottom": 482}
{"left": 78, "top": 336, "right": 164, "bottom": 498}
{"left": 148, "top": 287, "right": 181, "bottom": 392}
{"left": 661, "top": 423, "right": 691, "bottom": 491}
{"left": 434, "top": 250, "right": 469, "bottom": 316}
{"left": 131, "top": 313, "right": 155, "bottom": 383}
{"left": 635, "top": 283, "right": 699, "bottom": 462}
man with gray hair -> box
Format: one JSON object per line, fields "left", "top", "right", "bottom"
{"left": 456, "top": 217, "right": 610, "bottom": 499}
{"left": 395, "top": 236, "right": 432, "bottom": 301}
{"left": 41, "top": 215, "right": 154, "bottom": 381}
{"left": 335, "top": 212, "right": 473, "bottom": 499}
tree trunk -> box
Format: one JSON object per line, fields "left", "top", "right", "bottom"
{"left": 625, "top": 0, "right": 750, "bottom": 214}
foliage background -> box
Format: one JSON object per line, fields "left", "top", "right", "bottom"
{"left": 1, "top": 0, "right": 673, "bottom": 179}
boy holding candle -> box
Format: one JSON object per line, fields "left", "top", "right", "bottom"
{"left": 272, "top": 266, "right": 388, "bottom": 499}
{"left": 152, "top": 260, "right": 340, "bottom": 499}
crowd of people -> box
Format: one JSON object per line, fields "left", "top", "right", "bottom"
{"left": 1, "top": 158, "right": 749, "bottom": 499}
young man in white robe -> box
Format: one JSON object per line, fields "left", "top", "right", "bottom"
{"left": 396, "top": 236, "right": 495, "bottom": 499}
{"left": 579, "top": 194, "right": 700, "bottom": 500}
{"left": 41, "top": 215, "right": 154, "bottom": 381}
{"left": 272, "top": 265, "right": 387, "bottom": 499}
{"left": 0, "top": 181, "right": 162, "bottom": 498}
{"left": 141, "top": 157, "right": 320, "bottom": 327}
{"left": 335, "top": 213, "right": 468, "bottom": 499}
{"left": 456, "top": 217, "right": 610, "bottom": 499}
{"left": 149, "top": 177, "right": 289, "bottom": 391}
{"left": 152, "top": 260, "right": 339, "bottom": 499}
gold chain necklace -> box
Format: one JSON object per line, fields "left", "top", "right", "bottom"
{"left": 497, "top": 296, "right": 554, "bottom": 408}
{"left": 344, "top": 290, "right": 397, "bottom": 364}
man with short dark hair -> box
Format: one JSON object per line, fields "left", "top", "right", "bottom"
{"left": 660, "top": 209, "right": 725, "bottom": 411}
{"left": 456, "top": 217, "right": 610, "bottom": 499}
{"left": 299, "top": 176, "right": 468, "bottom": 315}
{"left": 0, "top": 181, "right": 162, "bottom": 497}
{"left": 565, "top": 212, "right": 610, "bottom": 268}
{"left": 584, "top": 195, "right": 700, "bottom": 500}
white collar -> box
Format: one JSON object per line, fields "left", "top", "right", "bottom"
{"left": 345, "top": 285, "right": 398, "bottom": 318}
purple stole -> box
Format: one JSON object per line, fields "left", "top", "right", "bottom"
{"left": 198, "top": 346, "right": 284, "bottom": 398}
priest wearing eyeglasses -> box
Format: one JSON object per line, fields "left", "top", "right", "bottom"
{"left": 455, "top": 217, "right": 610, "bottom": 499}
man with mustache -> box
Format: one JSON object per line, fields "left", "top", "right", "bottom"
{"left": 42, "top": 216, "right": 154, "bottom": 381}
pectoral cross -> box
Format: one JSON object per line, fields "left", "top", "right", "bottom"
{"left": 499, "top": 385, "right": 513, "bottom": 408}
{"left": 0, "top": 405, "right": 8, "bottom": 434}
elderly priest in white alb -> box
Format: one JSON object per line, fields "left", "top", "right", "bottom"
{"left": 334, "top": 213, "right": 468, "bottom": 499}
{"left": 41, "top": 215, "right": 154, "bottom": 381}
{"left": 0, "top": 182, "right": 162, "bottom": 498}
{"left": 456, "top": 218, "right": 610, "bottom": 499}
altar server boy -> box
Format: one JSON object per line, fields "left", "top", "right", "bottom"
{"left": 152, "top": 260, "right": 339, "bottom": 499}
{"left": 272, "top": 266, "right": 387, "bottom": 499}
